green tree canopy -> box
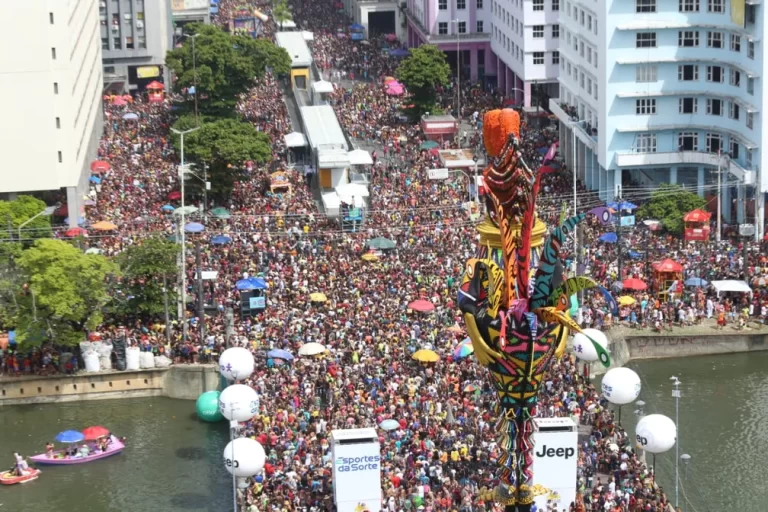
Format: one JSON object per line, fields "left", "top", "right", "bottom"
{"left": 396, "top": 45, "right": 451, "bottom": 118}
{"left": 165, "top": 24, "right": 290, "bottom": 113}
{"left": 273, "top": 0, "right": 293, "bottom": 31}
{"left": 0, "top": 195, "right": 53, "bottom": 241}
{"left": 13, "top": 239, "right": 119, "bottom": 346}
{"left": 171, "top": 116, "right": 272, "bottom": 196}
{"left": 114, "top": 236, "right": 180, "bottom": 319}
{"left": 636, "top": 184, "right": 707, "bottom": 234}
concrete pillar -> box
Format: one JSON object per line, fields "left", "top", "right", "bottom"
{"left": 470, "top": 47, "right": 478, "bottom": 83}
{"left": 613, "top": 169, "right": 622, "bottom": 200}
{"left": 669, "top": 167, "right": 678, "bottom": 184}
{"left": 737, "top": 185, "right": 746, "bottom": 223}
{"left": 757, "top": 191, "right": 765, "bottom": 241}
{"left": 723, "top": 186, "right": 732, "bottom": 223}
{"left": 697, "top": 167, "right": 705, "bottom": 196}
{"left": 586, "top": 148, "right": 594, "bottom": 190}
{"left": 66, "top": 186, "right": 83, "bottom": 228}
{"left": 523, "top": 81, "right": 532, "bottom": 108}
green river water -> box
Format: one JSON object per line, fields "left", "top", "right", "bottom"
{"left": 1, "top": 351, "right": 765, "bottom": 512}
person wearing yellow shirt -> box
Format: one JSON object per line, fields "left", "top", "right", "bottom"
{"left": 450, "top": 449, "right": 460, "bottom": 462}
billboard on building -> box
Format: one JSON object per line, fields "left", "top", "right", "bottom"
{"left": 136, "top": 66, "right": 161, "bottom": 79}
{"left": 532, "top": 417, "right": 578, "bottom": 512}
{"left": 331, "top": 428, "right": 381, "bottom": 512}
{"left": 172, "top": 0, "right": 209, "bottom": 11}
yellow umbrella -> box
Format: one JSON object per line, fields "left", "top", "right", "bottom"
{"left": 91, "top": 221, "right": 117, "bottom": 231}
{"left": 309, "top": 292, "right": 327, "bottom": 303}
{"left": 412, "top": 349, "right": 439, "bottom": 363}
{"left": 617, "top": 296, "right": 636, "bottom": 306}
{"left": 361, "top": 253, "right": 379, "bottom": 262}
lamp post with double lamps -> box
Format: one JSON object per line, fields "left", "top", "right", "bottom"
{"left": 671, "top": 376, "right": 682, "bottom": 508}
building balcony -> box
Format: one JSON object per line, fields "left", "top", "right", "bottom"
{"left": 615, "top": 20, "right": 757, "bottom": 39}
{"left": 405, "top": 8, "right": 489, "bottom": 43}
{"left": 614, "top": 57, "right": 758, "bottom": 78}
{"left": 615, "top": 150, "right": 754, "bottom": 184}
{"left": 549, "top": 98, "right": 598, "bottom": 150}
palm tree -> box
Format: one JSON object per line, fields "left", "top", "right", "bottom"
{"left": 273, "top": 0, "right": 292, "bottom": 32}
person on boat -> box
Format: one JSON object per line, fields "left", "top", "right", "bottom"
{"left": 99, "top": 437, "right": 109, "bottom": 452}
{"left": 45, "top": 442, "right": 54, "bottom": 458}
{"left": 12, "top": 452, "right": 28, "bottom": 476}
{"left": 78, "top": 444, "right": 90, "bottom": 458}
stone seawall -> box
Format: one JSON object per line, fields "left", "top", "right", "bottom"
{"left": 0, "top": 365, "right": 220, "bottom": 406}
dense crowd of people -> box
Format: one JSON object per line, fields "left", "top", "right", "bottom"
{"left": 3, "top": 0, "right": 757, "bottom": 511}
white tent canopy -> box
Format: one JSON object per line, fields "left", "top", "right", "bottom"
{"left": 347, "top": 149, "right": 373, "bottom": 165}
{"left": 312, "top": 80, "right": 334, "bottom": 94}
{"left": 711, "top": 280, "right": 753, "bottom": 297}
{"left": 284, "top": 132, "right": 308, "bottom": 148}
{"left": 335, "top": 182, "right": 370, "bottom": 198}
{"left": 301, "top": 30, "right": 314, "bottom": 41}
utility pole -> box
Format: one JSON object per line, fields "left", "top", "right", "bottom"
{"left": 225, "top": 307, "right": 234, "bottom": 349}
{"left": 716, "top": 150, "right": 722, "bottom": 243}
{"left": 453, "top": 18, "right": 461, "bottom": 146}
{"left": 195, "top": 239, "right": 205, "bottom": 343}
{"left": 671, "top": 376, "right": 682, "bottom": 509}
{"left": 163, "top": 274, "right": 172, "bottom": 343}
{"left": 616, "top": 186, "right": 623, "bottom": 282}
{"left": 680, "top": 454, "right": 692, "bottom": 512}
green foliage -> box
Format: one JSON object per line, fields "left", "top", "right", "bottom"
{"left": 170, "top": 116, "right": 272, "bottom": 196}
{"left": 273, "top": 0, "right": 293, "bottom": 31}
{"left": 636, "top": 184, "right": 707, "bottom": 234}
{"left": 396, "top": 45, "right": 451, "bottom": 118}
{"left": 114, "top": 236, "right": 179, "bottom": 318}
{"left": 14, "top": 239, "right": 119, "bottom": 346}
{"left": 165, "top": 24, "right": 290, "bottom": 113}
{"left": 0, "top": 195, "right": 53, "bottom": 241}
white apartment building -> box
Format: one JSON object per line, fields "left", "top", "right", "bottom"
{"left": 490, "top": 0, "right": 561, "bottom": 107}
{"left": 0, "top": 1, "right": 104, "bottom": 224}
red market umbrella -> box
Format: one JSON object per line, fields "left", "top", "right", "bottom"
{"left": 622, "top": 278, "right": 647, "bottom": 291}
{"left": 112, "top": 97, "right": 127, "bottom": 106}
{"left": 91, "top": 160, "right": 110, "bottom": 173}
{"left": 64, "top": 227, "right": 87, "bottom": 237}
{"left": 653, "top": 258, "right": 683, "bottom": 273}
{"left": 146, "top": 80, "right": 164, "bottom": 90}
{"left": 408, "top": 299, "right": 435, "bottom": 312}
{"left": 81, "top": 426, "right": 110, "bottom": 441}
{"left": 167, "top": 190, "right": 182, "bottom": 200}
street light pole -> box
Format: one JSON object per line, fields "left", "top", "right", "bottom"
{"left": 671, "top": 376, "right": 682, "bottom": 509}
{"left": 452, "top": 18, "right": 461, "bottom": 146}
{"left": 571, "top": 120, "right": 586, "bottom": 274}
{"left": 171, "top": 126, "right": 200, "bottom": 342}
{"left": 680, "top": 453, "right": 691, "bottom": 512}
{"left": 17, "top": 205, "right": 57, "bottom": 241}
{"left": 183, "top": 33, "right": 201, "bottom": 125}
{"left": 717, "top": 150, "right": 723, "bottom": 243}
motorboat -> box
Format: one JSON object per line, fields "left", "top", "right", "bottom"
{"left": 30, "top": 435, "right": 125, "bottom": 465}
{"left": 0, "top": 468, "right": 41, "bottom": 485}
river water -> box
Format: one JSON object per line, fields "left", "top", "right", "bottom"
{"left": 0, "top": 397, "right": 231, "bottom": 512}
{"left": 2, "top": 352, "right": 765, "bottom": 512}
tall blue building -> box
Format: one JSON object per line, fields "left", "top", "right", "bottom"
{"left": 551, "top": 0, "right": 763, "bottom": 237}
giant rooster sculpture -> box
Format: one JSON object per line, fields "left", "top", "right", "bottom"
{"left": 458, "top": 109, "right": 612, "bottom": 511}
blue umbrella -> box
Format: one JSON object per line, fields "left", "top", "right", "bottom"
{"left": 599, "top": 232, "right": 618, "bottom": 243}
{"left": 89, "top": 176, "right": 102, "bottom": 184}
{"left": 536, "top": 146, "right": 549, "bottom": 154}
{"left": 267, "top": 349, "right": 294, "bottom": 360}
{"left": 122, "top": 112, "right": 139, "bottom": 121}
{"left": 211, "top": 235, "right": 232, "bottom": 245}
{"left": 685, "top": 277, "right": 709, "bottom": 287}
{"left": 64, "top": 216, "right": 86, "bottom": 225}
{"left": 236, "top": 279, "right": 256, "bottom": 290}
{"left": 56, "top": 430, "right": 85, "bottom": 443}
{"left": 628, "top": 250, "right": 642, "bottom": 259}
{"left": 379, "top": 419, "right": 400, "bottom": 431}
{"left": 607, "top": 201, "right": 638, "bottom": 211}
{"left": 184, "top": 222, "right": 205, "bottom": 233}
{"left": 248, "top": 277, "right": 268, "bottom": 290}
{"left": 161, "top": 204, "right": 175, "bottom": 212}
{"left": 349, "top": 23, "right": 364, "bottom": 30}
{"left": 389, "top": 48, "right": 410, "bottom": 57}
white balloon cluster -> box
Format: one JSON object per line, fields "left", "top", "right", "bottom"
{"left": 572, "top": 329, "right": 609, "bottom": 362}
{"left": 219, "top": 347, "right": 255, "bottom": 381}
{"left": 223, "top": 437, "right": 266, "bottom": 477}
{"left": 635, "top": 414, "right": 677, "bottom": 454}
{"left": 219, "top": 384, "right": 260, "bottom": 422}
{"left": 601, "top": 367, "right": 642, "bottom": 405}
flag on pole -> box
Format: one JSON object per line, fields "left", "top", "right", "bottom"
{"left": 543, "top": 142, "right": 559, "bottom": 162}
{"left": 666, "top": 280, "right": 679, "bottom": 294}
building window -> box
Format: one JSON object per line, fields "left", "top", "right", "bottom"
{"left": 727, "top": 101, "right": 739, "bottom": 119}
{"left": 707, "top": 99, "right": 724, "bottom": 115}
{"left": 56, "top": 117, "right": 61, "bottom": 129}
{"left": 636, "top": 98, "right": 657, "bottom": 115}
{"left": 708, "top": 0, "right": 723, "bottom": 12}
{"left": 636, "top": 32, "right": 656, "bottom": 48}
{"left": 636, "top": 65, "right": 657, "bottom": 82}
{"left": 533, "top": 0, "right": 544, "bottom": 10}
{"left": 636, "top": 0, "right": 655, "bottom": 12}
{"left": 730, "top": 140, "right": 740, "bottom": 159}
{"left": 552, "top": 0, "right": 559, "bottom": 11}
{"left": 746, "top": 112, "right": 754, "bottom": 129}
{"left": 679, "top": 0, "right": 699, "bottom": 11}
{"left": 476, "top": 0, "right": 483, "bottom": 8}
{"left": 706, "top": 65, "right": 723, "bottom": 82}
{"left": 678, "top": 64, "right": 698, "bottom": 81}
{"left": 678, "top": 132, "right": 698, "bottom": 151}
{"left": 101, "top": 38, "right": 109, "bottom": 50}
{"left": 707, "top": 31, "right": 723, "bottom": 48}
{"left": 730, "top": 68, "right": 741, "bottom": 86}
{"left": 748, "top": 41, "right": 755, "bottom": 59}
{"left": 746, "top": 149, "right": 753, "bottom": 169}
{"left": 477, "top": 21, "right": 484, "bottom": 32}
{"left": 678, "top": 30, "right": 699, "bottom": 47}
{"left": 552, "top": 51, "right": 560, "bottom": 64}
{"left": 636, "top": 134, "right": 657, "bottom": 153}
{"left": 587, "top": 78, "right": 592, "bottom": 94}
{"left": 138, "top": 36, "right": 146, "bottom": 49}
{"left": 49, "top": 12, "right": 54, "bottom": 24}
{"left": 457, "top": 0, "right": 466, "bottom": 9}
{"left": 679, "top": 97, "right": 698, "bottom": 114}
{"left": 126, "top": 37, "right": 134, "bottom": 49}
{"left": 533, "top": 52, "right": 545, "bottom": 65}
{"left": 458, "top": 21, "right": 466, "bottom": 33}
{"left": 552, "top": 24, "right": 559, "bottom": 38}
{"left": 747, "top": 77, "right": 754, "bottom": 94}
{"left": 533, "top": 25, "right": 544, "bottom": 38}
{"left": 706, "top": 133, "right": 722, "bottom": 152}
{"left": 438, "top": 22, "right": 448, "bottom": 34}
{"left": 439, "top": 0, "right": 447, "bottom": 9}
{"left": 587, "top": 15, "right": 592, "bottom": 31}
{"left": 58, "top": 151, "right": 63, "bottom": 163}
{"left": 51, "top": 47, "right": 56, "bottom": 59}
{"left": 113, "top": 37, "right": 121, "bottom": 49}
{"left": 730, "top": 34, "right": 741, "bottom": 52}
{"left": 53, "top": 82, "right": 59, "bottom": 94}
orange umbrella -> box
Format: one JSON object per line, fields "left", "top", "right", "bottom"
{"left": 146, "top": 80, "right": 164, "bottom": 90}
{"left": 91, "top": 221, "right": 117, "bottom": 231}
{"left": 384, "top": 76, "right": 396, "bottom": 83}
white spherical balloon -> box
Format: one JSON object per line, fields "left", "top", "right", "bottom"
{"left": 572, "top": 329, "right": 609, "bottom": 362}
{"left": 219, "top": 347, "right": 255, "bottom": 381}
{"left": 635, "top": 414, "right": 677, "bottom": 454}
{"left": 218, "top": 384, "right": 260, "bottom": 422}
{"left": 223, "top": 437, "right": 266, "bottom": 477}
{"left": 601, "top": 367, "right": 641, "bottom": 405}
